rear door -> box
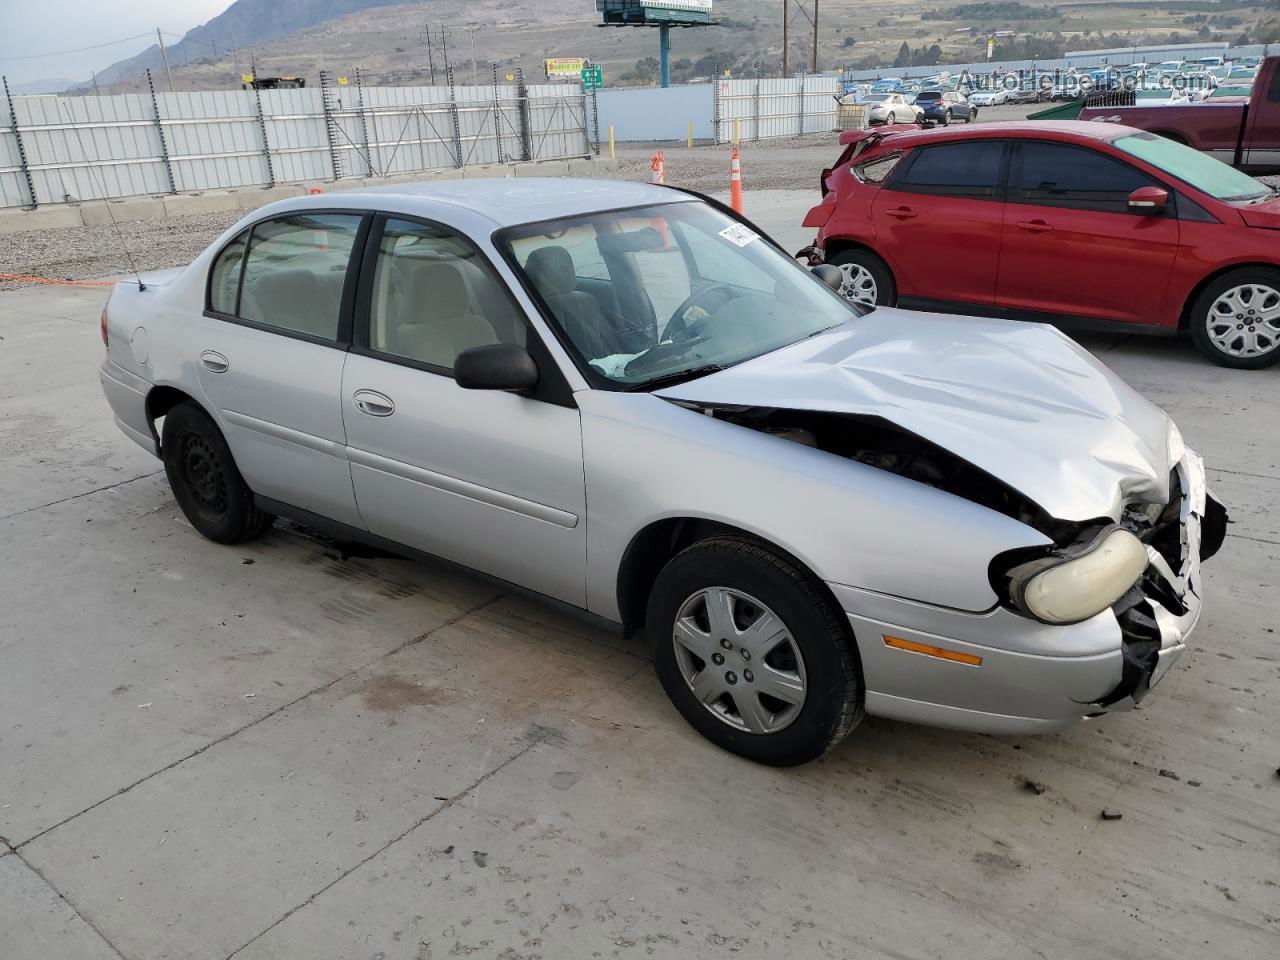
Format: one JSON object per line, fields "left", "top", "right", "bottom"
{"left": 197, "top": 211, "right": 367, "bottom": 529}
{"left": 996, "top": 140, "right": 1179, "bottom": 326}
{"left": 873, "top": 138, "right": 1008, "bottom": 308}
{"left": 340, "top": 216, "right": 587, "bottom": 605}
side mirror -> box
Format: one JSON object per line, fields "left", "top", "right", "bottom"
{"left": 811, "top": 263, "right": 844, "bottom": 291}
{"left": 1128, "top": 185, "right": 1169, "bottom": 213}
{"left": 454, "top": 344, "right": 539, "bottom": 392}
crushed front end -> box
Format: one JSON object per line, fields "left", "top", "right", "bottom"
{"left": 1095, "top": 451, "right": 1227, "bottom": 709}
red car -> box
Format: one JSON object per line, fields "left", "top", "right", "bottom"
{"left": 801, "top": 120, "right": 1280, "bottom": 368}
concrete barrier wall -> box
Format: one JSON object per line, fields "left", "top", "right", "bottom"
{"left": 597, "top": 84, "right": 714, "bottom": 142}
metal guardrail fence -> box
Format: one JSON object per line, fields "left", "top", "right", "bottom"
{"left": 0, "top": 68, "right": 595, "bottom": 209}
{"left": 712, "top": 76, "right": 840, "bottom": 144}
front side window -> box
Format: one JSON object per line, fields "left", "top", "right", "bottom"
{"left": 891, "top": 140, "right": 1004, "bottom": 200}
{"left": 501, "top": 201, "right": 858, "bottom": 389}
{"left": 366, "top": 218, "right": 524, "bottom": 372}
{"left": 237, "top": 213, "right": 362, "bottom": 341}
{"left": 1012, "top": 142, "right": 1156, "bottom": 213}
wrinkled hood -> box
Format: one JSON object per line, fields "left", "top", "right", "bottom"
{"left": 1237, "top": 195, "right": 1280, "bottom": 230}
{"left": 658, "top": 309, "right": 1177, "bottom": 523}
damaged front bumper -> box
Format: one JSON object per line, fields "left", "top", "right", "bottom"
{"left": 829, "top": 450, "right": 1226, "bottom": 735}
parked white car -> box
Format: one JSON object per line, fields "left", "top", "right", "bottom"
{"left": 862, "top": 93, "right": 924, "bottom": 124}
{"left": 967, "top": 88, "right": 1009, "bottom": 107}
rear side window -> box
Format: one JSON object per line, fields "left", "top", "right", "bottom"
{"left": 208, "top": 231, "right": 247, "bottom": 315}
{"left": 1013, "top": 142, "right": 1154, "bottom": 213}
{"left": 855, "top": 154, "right": 902, "bottom": 183}
{"left": 891, "top": 140, "right": 1004, "bottom": 199}
{"left": 237, "top": 214, "right": 362, "bottom": 342}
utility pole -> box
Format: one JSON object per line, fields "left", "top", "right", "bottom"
{"left": 470, "top": 25, "right": 479, "bottom": 85}
{"left": 425, "top": 25, "right": 436, "bottom": 84}
{"left": 90, "top": 69, "right": 101, "bottom": 96}
{"left": 156, "top": 28, "right": 174, "bottom": 93}
{"left": 812, "top": 0, "right": 819, "bottom": 74}
{"left": 782, "top": 0, "right": 789, "bottom": 78}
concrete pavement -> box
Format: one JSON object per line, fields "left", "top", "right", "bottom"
{"left": 2, "top": 197, "right": 1279, "bottom": 960}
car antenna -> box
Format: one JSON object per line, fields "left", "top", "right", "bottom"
{"left": 53, "top": 92, "right": 147, "bottom": 290}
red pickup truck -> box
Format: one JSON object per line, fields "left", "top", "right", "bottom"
{"left": 1078, "top": 56, "right": 1279, "bottom": 173}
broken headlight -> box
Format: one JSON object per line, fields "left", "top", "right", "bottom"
{"left": 996, "top": 525, "right": 1150, "bottom": 626}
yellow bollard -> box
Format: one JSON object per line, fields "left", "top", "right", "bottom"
{"left": 608, "top": 125, "right": 615, "bottom": 160}
{"left": 687, "top": 121, "right": 694, "bottom": 149}
{"left": 733, "top": 118, "right": 741, "bottom": 146}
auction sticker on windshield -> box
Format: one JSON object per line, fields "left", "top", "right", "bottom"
{"left": 718, "top": 223, "right": 760, "bottom": 247}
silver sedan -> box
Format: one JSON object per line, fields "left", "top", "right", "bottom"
{"left": 99, "top": 179, "right": 1226, "bottom": 765}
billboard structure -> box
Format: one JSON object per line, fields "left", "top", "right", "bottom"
{"left": 596, "top": 1, "right": 718, "bottom": 88}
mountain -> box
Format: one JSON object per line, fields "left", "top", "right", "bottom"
{"left": 83, "top": 0, "right": 410, "bottom": 89}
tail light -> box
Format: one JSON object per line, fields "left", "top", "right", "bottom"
{"left": 100, "top": 305, "right": 109, "bottom": 347}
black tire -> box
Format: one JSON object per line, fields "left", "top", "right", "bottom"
{"left": 161, "top": 401, "right": 274, "bottom": 543}
{"left": 647, "top": 538, "right": 863, "bottom": 766}
{"left": 944, "top": 109, "right": 953, "bottom": 125}
{"left": 1188, "top": 267, "right": 1280, "bottom": 369}
{"left": 826, "top": 246, "right": 897, "bottom": 307}
{"left": 966, "top": 107, "right": 976, "bottom": 122}
{"left": 886, "top": 111, "right": 895, "bottom": 124}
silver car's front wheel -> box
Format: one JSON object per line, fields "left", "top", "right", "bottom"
{"left": 673, "top": 587, "right": 807, "bottom": 734}
{"left": 647, "top": 538, "right": 863, "bottom": 766}
{"left": 837, "top": 263, "right": 878, "bottom": 307}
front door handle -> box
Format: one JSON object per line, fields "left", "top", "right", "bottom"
{"left": 352, "top": 389, "right": 395, "bottom": 417}
{"left": 199, "top": 350, "right": 229, "bottom": 374}
{"left": 886, "top": 207, "right": 917, "bottom": 220}
{"left": 1016, "top": 220, "right": 1054, "bottom": 234}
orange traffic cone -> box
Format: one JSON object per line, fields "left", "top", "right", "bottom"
{"left": 729, "top": 146, "right": 744, "bottom": 213}
{"left": 649, "top": 150, "right": 666, "bottom": 185}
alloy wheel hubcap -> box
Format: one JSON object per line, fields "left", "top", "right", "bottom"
{"left": 836, "top": 263, "right": 878, "bottom": 307}
{"left": 1207, "top": 283, "right": 1280, "bottom": 358}
{"left": 672, "top": 587, "right": 807, "bottom": 735}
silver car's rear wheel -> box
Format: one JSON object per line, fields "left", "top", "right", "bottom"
{"left": 672, "top": 587, "right": 807, "bottom": 735}
{"left": 1205, "top": 283, "right": 1280, "bottom": 359}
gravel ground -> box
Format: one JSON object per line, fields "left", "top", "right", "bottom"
{"left": 2, "top": 98, "right": 1275, "bottom": 288}
{"left": 0, "top": 210, "right": 243, "bottom": 290}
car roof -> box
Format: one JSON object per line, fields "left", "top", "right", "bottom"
{"left": 858, "top": 120, "right": 1132, "bottom": 150}
{"left": 301, "top": 177, "right": 690, "bottom": 228}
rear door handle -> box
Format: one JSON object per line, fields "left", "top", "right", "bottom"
{"left": 199, "top": 350, "right": 229, "bottom": 374}
{"left": 886, "top": 207, "right": 917, "bottom": 220}
{"left": 1016, "top": 220, "right": 1053, "bottom": 234}
{"left": 352, "top": 389, "right": 395, "bottom": 417}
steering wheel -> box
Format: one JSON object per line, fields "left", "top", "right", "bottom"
{"left": 666, "top": 284, "right": 737, "bottom": 342}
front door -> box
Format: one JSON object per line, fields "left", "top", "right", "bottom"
{"left": 996, "top": 140, "right": 1180, "bottom": 326}
{"left": 874, "top": 138, "right": 1008, "bottom": 308}
{"left": 196, "top": 211, "right": 366, "bottom": 529}
{"left": 341, "top": 216, "right": 587, "bottom": 605}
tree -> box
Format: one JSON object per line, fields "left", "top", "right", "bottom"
{"left": 894, "top": 42, "right": 911, "bottom": 68}
{"left": 842, "top": 36, "right": 857, "bottom": 48}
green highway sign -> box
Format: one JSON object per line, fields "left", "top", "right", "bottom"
{"left": 581, "top": 65, "right": 604, "bottom": 90}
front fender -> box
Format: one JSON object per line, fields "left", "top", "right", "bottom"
{"left": 580, "top": 393, "right": 1051, "bottom": 622}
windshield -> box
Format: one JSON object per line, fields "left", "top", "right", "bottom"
{"left": 500, "top": 201, "right": 860, "bottom": 390}
{"left": 915, "top": 91, "right": 941, "bottom": 100}
{"left": 864, "top": 94, "right": 889, "bottom": 102}
{"left": 1112, "top": 132, "right": 1272, "bottom": 202}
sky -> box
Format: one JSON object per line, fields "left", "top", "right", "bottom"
{"left": 0, "top": 0, "right": 230, "bottom": 86}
